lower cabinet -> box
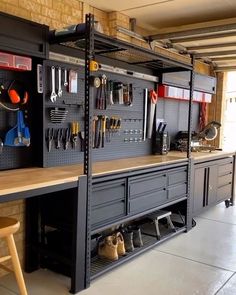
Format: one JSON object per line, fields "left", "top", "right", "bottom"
{"left": 91, "top": 165, "right": 188, "bottom": 229}
{"left": 90, "top": 164, "right": 188, "bottom": 279}
{"left": 91, "top": 179, "right": 126, "bottom": 229}
{"left": 192, "top": 157, "right": 234, "bottom": 215}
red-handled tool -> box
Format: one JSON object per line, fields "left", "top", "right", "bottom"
{"left": 147, "top": 89, "right": 158, "bottom": 139}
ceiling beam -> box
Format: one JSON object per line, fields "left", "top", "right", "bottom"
{"left": 215, "top": 66, "right": 236, "bottom": 72}
{"left": 211, "top": 56, "right": 236, "bottom": 61}
{"left": 186, "top": 42, "right": 236, "bottom": 51}
{"left": 170, "top": 31, "right": 236, "bottom": 43}
{"left": 195, "top": 50, "right": 236, "bottom": 58}
{"left": 149, "top": 23, "right": 236, "bottom": 41}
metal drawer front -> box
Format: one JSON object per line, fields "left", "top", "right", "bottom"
{"left": 92, "top": 179, "right": 126, "bottom": 207}
{"left": 129, "top": 173, "right": 166, "bottom": 198}
{"left": 218, "top": 174, "right": 233, "bottom": 187}
{"left": 218, "top": 162, "right": 233, "bottom": 176}
{"left": 168, "top": 183, "right": 187, "bottom": 200}
{"left": 129, "top": 190, "right": 167, "bottom": 214}
{"left": 217, "top": 184, "right": 232, "bottom": 202}
{"left": 168, "top": 169, "right": 187, "bottom": 185}
{"left": 91, "top": 201, "right": 125, "bottom": 227}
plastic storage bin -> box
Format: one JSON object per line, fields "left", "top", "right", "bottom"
{"left": 0, "top": 51, "right": 31, "bottom": 71}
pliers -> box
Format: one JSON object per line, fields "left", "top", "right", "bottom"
{"left": 64, "top": 127, "right": 71, "bottom": 150}
{"left": 56, "top": 128, "right": 63, "bottom": 149}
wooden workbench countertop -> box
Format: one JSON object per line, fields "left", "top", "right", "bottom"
{"left": 0, "top": 150, "right": 234, "bottom": 196}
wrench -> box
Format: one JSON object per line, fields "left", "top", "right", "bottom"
{"left": 58, "top": 67, "right": 62, "bottom": 98}
{"left": 64, "top": 68, "right": 68, "bottom": 87}
{"left": 50, "top": 66, "right": 57, "bottom": 102}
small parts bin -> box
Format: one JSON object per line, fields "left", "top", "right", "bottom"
{"left": 0, "top": 51, "right": 31, "bottom": 71}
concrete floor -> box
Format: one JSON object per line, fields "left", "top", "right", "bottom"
{"left": 1, "top": 203, "right": 236, "bottom": 295}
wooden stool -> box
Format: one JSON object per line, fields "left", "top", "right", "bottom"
{"left": 0, "top": 217, "right": 27, "bottom": 295}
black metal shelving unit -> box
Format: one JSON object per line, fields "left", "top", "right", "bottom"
{"left": 49, "top": 13, "right": 194, "bottom": 293}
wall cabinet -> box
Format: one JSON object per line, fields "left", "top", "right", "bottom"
{"left": 162, "top": 71, "right": 216, "bottom": 94}
{"left": 192, "top": 157, "right": 234, "bottom": 215}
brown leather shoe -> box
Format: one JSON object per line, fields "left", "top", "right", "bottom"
{"left": 98, "top": 236, "right": 118, "bottom": 261}
{"left": 114, "top": 232, "right": 126, "bottom": 256}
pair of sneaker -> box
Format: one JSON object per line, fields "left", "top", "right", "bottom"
{"left": 98, "top": 232, "right": 126, "bottom": 261}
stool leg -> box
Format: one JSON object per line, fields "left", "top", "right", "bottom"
{"left": 154, "top": 219, "right": 161, "bottom": 240}
{"left": 6, "top": 234, "right": 28, "bottom": 295}
{"left": 166, "top": 216, "right": 176, "bottom": 232}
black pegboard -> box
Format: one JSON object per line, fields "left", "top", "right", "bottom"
{"left": 0, "top": 69, "right": 33, "bottom": 170}
{"left": 156, "top": 98, "right": 199, "bottom": 143}
{"left": 43, "top": 60, "right": 85, "bottom": 167}
{"left": 42, "top": 60, "right": 154, "bottom": 167}
{"left": 42, "top": 60, "right": 200, "bottom": 168}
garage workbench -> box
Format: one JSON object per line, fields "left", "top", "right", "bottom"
{"left": 0, "top": 150, "right": 234, "bottom": 293}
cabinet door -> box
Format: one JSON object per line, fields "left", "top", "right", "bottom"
{"left": 193, "top": 167, "right": 206, "bottom": 214}
{"left": 194, "top": 73, "right": 216, "bottom": 94}
{"left": 207, "top": 165, "right": 218, "bottom": 205}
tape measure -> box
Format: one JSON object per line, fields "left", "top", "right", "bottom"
{"left": 90, "top": 60, "right": 99, "bottom": 72}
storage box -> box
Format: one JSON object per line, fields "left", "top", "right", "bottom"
{"left": 14, "top": 55, "right": 32, "bottom": 70}
{"left": 0, "top": 51, "right": 31, "bottom": 71}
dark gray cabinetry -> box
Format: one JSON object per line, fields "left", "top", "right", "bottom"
{"left": 194, "top": 73, "right": 216, "bottom": 94}
{"left": 0, "top": 12, "right": 48, "bottom": 58}
{"left": 129, "top": 172, "right": 167, "bottom": 214}
{"left": 91, "top": 165, "right": 188, "bottom": 231}
{"left": 162, "top": 71, "right": 216, "bottom": 94}
{"left": 91, "top": 179, "right": 126, "bottom": 229}
{"left": 217, "top": 159, "right": 234, "bottom": 202}
{"left": 193, "top": 157, "right": 234, "bottom": 215}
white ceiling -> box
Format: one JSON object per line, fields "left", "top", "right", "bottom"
{"left": 83, "top": 0, "right": 236, "bottom": 32}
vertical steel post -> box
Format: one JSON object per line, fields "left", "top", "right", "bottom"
{"left": 186, "top": 55, "right": 195, "bottom": 231}
{"left": 84, "top": 13, "right": 94, "bottom": 289}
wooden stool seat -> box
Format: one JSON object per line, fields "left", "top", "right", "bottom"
{"left": 0, "top": 217, "right": 27, "bottom": 295}
{"left": 0, "top": 217, "right": 20, "bottom": 237}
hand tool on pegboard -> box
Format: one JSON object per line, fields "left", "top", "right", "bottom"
{"left": 123, "top": 84, "right": 133, "bottom": 106}
{"left": 47, "top": 128, "right": 54, "bottom": 152}
{"left": 79, "top": 131, "right": 85, "bottom": 152}
{"left": 57, "top": 67, "right": 63, "bottom": 98}
{"left": 50, "top": 66, "right": 57, "bottom": 102}
{"left": 105, "top": 117, "right": 111, "bottom": 142}
{"left": 96, "top": 75, "right": 107, "bottom": 110}
{"left": 64, "top": 68, "right": 68, "bottom": 87}
{"left": 94, "top": 116, "right": 101, "bottom": 148}
{"left": 64, "top": 127, "right": 71, "bottom": 150}
{"left": 71, "top": 121, "right": 79, "bottom": 149}
{"left": 55, "top": 128, "right": 63, "bottom": 149}
{"left": 0, "top": 138, "right": 3, "bottom": 154}
{"left": 4, "top": 110, "right": 30, "bottom": 147}
{"left": 107, "top": 80, "right": 114, "bottom": 105}
{"left": 101, "top": 116, "right": 106, "bottom": 148}
{"left": 143, "top": 88, "right": 148, "bottom": 141}
{"left": 147, "top": 89, "right": 158, "bottom": 139}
